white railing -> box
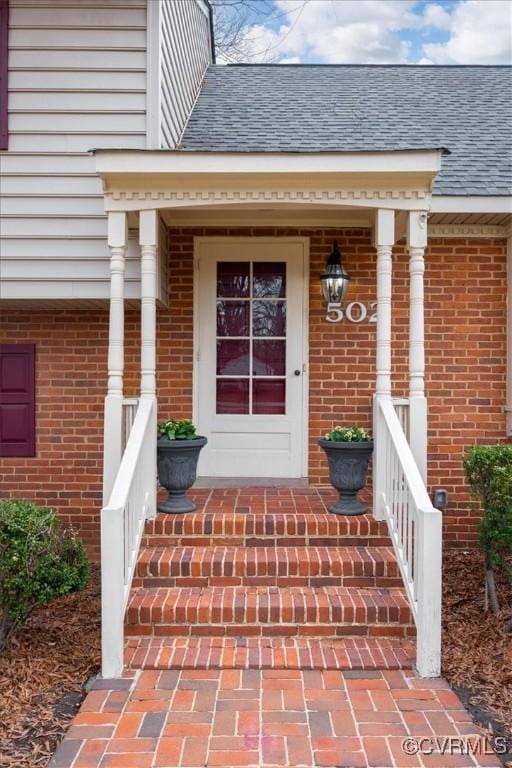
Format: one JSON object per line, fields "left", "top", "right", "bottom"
{"left": 101, "top": 397, "right": 157, "bottom": 678}
{"left": 376, "top": 397, "right": 442, "bottom": 677}
{"left": 392, "top": 397, "right": 410, "bottom": 441}
{"left": 122, "top": 397, "right": 139, "bottom": 451}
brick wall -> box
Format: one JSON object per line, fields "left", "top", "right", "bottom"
{"left": 0, "top": 229, "right": 508, "bottom": 556}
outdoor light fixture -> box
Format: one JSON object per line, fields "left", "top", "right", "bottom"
{"left": 320, "top": 240, "right": 350, "bottom": 307}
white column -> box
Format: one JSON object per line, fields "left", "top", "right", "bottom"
{"left": 407, "top": 211, "right": 428, "bottom": 482}
{"left": 373, "top": 209, "right": 395, "bottom": 520}
{"left": 139, "top": 209, "right": 158, "bottom": 517}
{"left": 103, "top": 211, "right": 127, "bottom": 504}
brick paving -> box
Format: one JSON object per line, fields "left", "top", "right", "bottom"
{"left": 125, "top": 637, "right": 415, "bottom": 672}
{"left": 50, "top": 668, "right": 502, "bottom": 767}
{"left": 48, "top": 488, "right": 502, "bottom": 766}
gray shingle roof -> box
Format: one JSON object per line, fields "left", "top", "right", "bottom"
{"left": 180, "top": 65, "right": 512, "bottom": 196}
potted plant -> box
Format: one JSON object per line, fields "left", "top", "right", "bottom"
{"left": 157, "top": 419, "right": 207, "bottom": 514}
{"left": 318, "top": 426, "right": 374, "bottom": 515}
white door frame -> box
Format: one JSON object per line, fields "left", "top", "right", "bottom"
{"left": 192, "top": 236, "right": 310, "bottom": 477}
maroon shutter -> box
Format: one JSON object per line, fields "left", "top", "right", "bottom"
{"left": 0, "top": 0, "right": 8, "bottom": 150}
{"left": 0, "top": 344, "right": 35, "bottom": 457}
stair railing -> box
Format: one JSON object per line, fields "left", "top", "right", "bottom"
{"left": 376, "top": 397, "right": 442, "bottom": 677}
{"left": 101, "top": 396, "right": 156, "bottom": 678}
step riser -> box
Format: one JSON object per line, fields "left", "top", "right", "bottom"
{"left": 143, "top": 535, "right": 391, "bottom": 548}
{"left": 133, "top": 575, "right": 404, "bottom": 588}
{"left": 126, "top": 625, "right": 415, "bottom": 639}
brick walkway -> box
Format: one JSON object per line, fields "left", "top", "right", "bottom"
{"left": 49, "top": 489, "right": 502, "bottom": 766}
{"left": 50, "top": 667, "right": 501, "bottom": 768}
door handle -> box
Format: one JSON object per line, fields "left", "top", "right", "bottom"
{"left": 294, "top": 369, "right": 301, "bottom": 376}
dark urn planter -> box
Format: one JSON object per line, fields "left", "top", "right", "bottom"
{"left": 157, "top": 436, "right": 207, "bottom": 513}
{"left": 318, "top": 439, "right": 374, "bottom": 515}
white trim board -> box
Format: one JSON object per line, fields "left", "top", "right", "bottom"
{"left": 431, "top": 197, "right": 512, "bottom": 214}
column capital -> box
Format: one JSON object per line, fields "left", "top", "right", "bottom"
{"left": 108, "top": 211, "right": 127, "bottom": 249}
{"left": 407, "top": 210, "right": 428, "bottom": 250}
{"left": 373, "top": 208, "right": 395, "bottom": 248}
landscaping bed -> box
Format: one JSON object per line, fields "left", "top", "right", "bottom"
{"left": 0, "top": 566, "right": 100, "bottom": 768}
{"left": 442, "top": 550, "right": 512, "bottom": 749}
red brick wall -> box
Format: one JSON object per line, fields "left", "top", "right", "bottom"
{"left": 0, "top": 229, "right": 508, "bottom": 556}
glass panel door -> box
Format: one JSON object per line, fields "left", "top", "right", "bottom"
{"left": 216, "top": 261, "right": 287, "bottom": 415}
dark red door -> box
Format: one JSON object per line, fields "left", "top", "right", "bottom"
{"left": 0, "top": 344, "right": 35, "bottom": 456}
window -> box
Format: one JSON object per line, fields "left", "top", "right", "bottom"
{"left": 0, "top": 345, "right": 36, "bottom": 457}
{"left": 0, "top": 0, "right": 8, "bottom": 150}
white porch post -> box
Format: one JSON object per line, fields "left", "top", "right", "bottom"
{"left": 103, "top": 211, "right": 127, "bottom": 504}
{"left": 373, "top": 209, "right": 395, "bottom": 520}
{"left": 139, "top": 209, "right": 158, "bottom": 517}
{"left": 407, "top": 211, "right": 428, "bottom": 483}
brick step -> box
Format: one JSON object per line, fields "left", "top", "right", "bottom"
{"left": 125, "top": 586, "right": 414, "bottom": 639}
{"left": 125, "top": 636, "right": 415, "bottom": 671}
{"left": 133, "top": 545, "right": 402, "bottom": 588}
{"left": 142, "top": 512, "right": 391, "bottom": 548}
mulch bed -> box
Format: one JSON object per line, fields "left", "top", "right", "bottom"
{"left": 0, "top": 554, "right": 511, "bottom": 767}
{"left": 442, "top": 550, "right": 512, "bottom": 745}
{"left": 0, "top": 566, "right": 100, "bottom": 768}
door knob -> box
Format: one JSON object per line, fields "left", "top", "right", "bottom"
{"left": 294, "top": 369, "right": 301, "bottom": 376}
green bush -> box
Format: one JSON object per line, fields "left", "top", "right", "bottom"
{"left": 0, "top": 500, "right": 89, "bottom": 651}
{"left": 463, "top": 445, "right": 512, "bottom": 618}
{"left": 158, "top": 418, "right": 197, "bottom": 440}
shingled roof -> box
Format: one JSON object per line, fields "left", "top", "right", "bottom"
{"left": 180, "top": 65, "right": 512, "bottom": 196}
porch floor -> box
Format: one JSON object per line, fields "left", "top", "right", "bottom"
{"left": 49, "top": 487, "right": 502, "bottom": 767}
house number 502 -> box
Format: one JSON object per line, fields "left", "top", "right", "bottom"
{"left": 326, "top": 301, "right": 378, "bottom": 324}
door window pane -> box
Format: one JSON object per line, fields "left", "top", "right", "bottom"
{"left": 253, "top": 262, "right": 286, "bottom": 298}
{"left": 217, "top": 301, "right": 249, "bottom": 337}
{"left": 253, "top": 379, "right": 285, "bottom": 415}
{"left": 253, "top": 340, "right": 285, "bottom": 376}
{"left": 253, "top": 301, "right": 286, "bottom": 337}
{"left": 217, "top": 262, "right": 250, "bottom": 298}
{"left": 217, "top": 340, "right": 250, "bottom": 376}
{"left": 216, "top": 379, "right": 249, "bottom": 414}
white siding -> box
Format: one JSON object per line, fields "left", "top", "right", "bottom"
{"left": 0, "top": 0, "right": 147, "bottom": 301}
{"left": 0, "top": 0, "right": 212, "bottom": 302}
{"left": 159, "top": 0, "right": 212, "bottom": 149}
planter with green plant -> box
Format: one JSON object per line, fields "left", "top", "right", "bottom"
{"left": 463, "top": 444, "right": 512, "bottom": 632}
{"left": 157, "top": 419, "right": 207, "bottom": 513}
{"left": 318, "top": 426, "right": 374, "bottom": 515}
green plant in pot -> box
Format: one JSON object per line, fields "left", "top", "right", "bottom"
{"left": 318, "top": 426, "right": 374, "bottom": 515}
{"left": 157, "top": 419, "right": 207, "bottom": 514}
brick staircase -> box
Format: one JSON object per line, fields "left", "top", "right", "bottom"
{"left": 124, "top": 490, "right": 415, "bottom": 671}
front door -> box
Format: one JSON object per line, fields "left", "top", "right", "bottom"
{"left": 195, "top": 238, "right": 308, "bottom": 477}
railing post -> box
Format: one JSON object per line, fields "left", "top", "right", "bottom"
{"left": 407, "top": 211, "right": 428, "bottom": 483}
{"left": 139, "top": 210, "right": 158, "bottom": 518}
{"left": 416, "top": 507, "right": 442, "bottom": 677}
{"left": 101, "top": 506, "right": 125, "bottom": 678}
{"left": 373, "top": 209, "right": 395, "bottom": 520}
{"left": 103, "top": 212, "right": 127, "bottom": 504}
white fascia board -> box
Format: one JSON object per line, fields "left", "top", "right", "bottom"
{"left": 94, "top": 149, "right": 443, "bottom": 177}
{"left": 431, "top": 196, "right": 512, "bottom": 214}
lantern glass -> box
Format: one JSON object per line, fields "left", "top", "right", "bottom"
{"left": 320, "top": 264, "right": 350, "bottom": 305}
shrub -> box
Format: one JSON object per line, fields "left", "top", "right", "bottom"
{"left": 0, "top": 500, "right": 89, "bottom": 651}
{"left": 463, "top": 445, "right": 512, "bottom": 622}
{"left": 158, "top": 418, "right": 197, "bottom": 440}
{"left": 324, "top": 426, "right": 372, "bottom": 442}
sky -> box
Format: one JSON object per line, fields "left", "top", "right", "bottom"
{"left": 216, "top": 0, "right": 512, "bottom": 64}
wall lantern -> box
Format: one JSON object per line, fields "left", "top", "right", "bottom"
{"left": 320, "top": 240, "right": 350, "bottom": 307}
